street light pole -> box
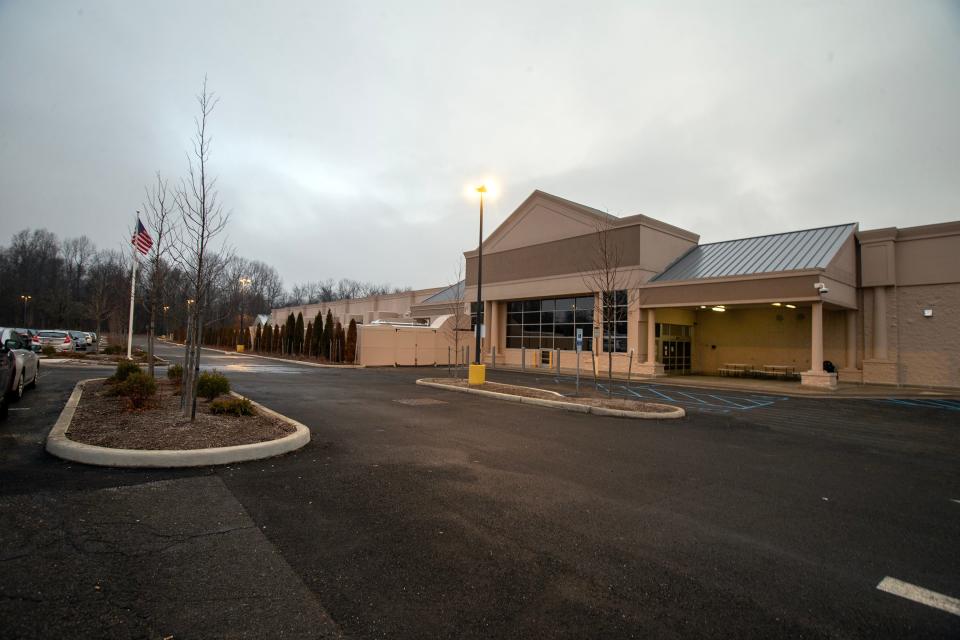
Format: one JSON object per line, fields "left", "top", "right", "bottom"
{"left": 19, "top": 295, "right": 31, "bottom": 326}
{"left": 238, "top": 277, "right": 251, "bottom": 352}
{"left": 474, "top": 186, "right": 486, "bottom": 365}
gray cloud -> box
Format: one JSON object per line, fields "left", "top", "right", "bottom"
{"left": 1, "top": 0, "right": 958, "bottom": 289}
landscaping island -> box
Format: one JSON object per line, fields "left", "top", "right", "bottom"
{"left": 46, "top": 363, "right": 310, "bottom": 467}
{"left": 417, "top": 378, "right": 685, "bottom": 419}
{"left": 69, "top": 378, "right": 293, "bottom": 450}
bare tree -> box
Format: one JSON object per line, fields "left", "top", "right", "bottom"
{"left": 87, "top": 250, "right": 125, "bottom": 350}
{"left": 443, "top": 262, "right": 468, "bottom": 376}
{"left": 581, "top": 219, "right": 633, "bottom": 395}
{"left": 142, "top": 172, "right": 177, "bottom": 378}
{"left": 173, "top": 77, "right": 230, "bottom": 420}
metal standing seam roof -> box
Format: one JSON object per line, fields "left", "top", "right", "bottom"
{"left": 650, "top": 223, "right": 857, "bottom": 282}
{"left": 419, "top": 280, "right": 465, "bottom": 304}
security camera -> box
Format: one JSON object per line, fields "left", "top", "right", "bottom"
{"left": 814, "top": 282, "right": 829, "bottom": 295}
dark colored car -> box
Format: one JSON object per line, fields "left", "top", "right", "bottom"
{"left": 69, "top": 331, "right": 88, "bottom": 352}
{"left": 0, "top": 341, "right": 16, "bottom": 420}
{"left": 14, "top": 328, "right": 41, "bottom": 353}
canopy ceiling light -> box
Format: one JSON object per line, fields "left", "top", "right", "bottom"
{"left": 785, "top": 304, "right": 797, "bottom": 309}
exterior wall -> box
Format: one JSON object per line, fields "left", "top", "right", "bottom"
{"left": 859, "top": 221, "right": 960, "bottom": 388}
{"left": 466, "top": 223, "right": 696, "bottom": 287}
{"left": 692, "top": 307, "right": 846, "bottom": 374}
{"left": 639, "top": 273, "right": 853, "bottom": 309}
{"left": 268, "top": 287, "right": 444, "bottom": 330}
{"left": 896, "top": 284, "right": 960, "bottom": 387}
{"left": 357, "top": 318, "right": 475, "bottom": 367}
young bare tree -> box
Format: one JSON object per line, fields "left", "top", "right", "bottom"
{"left": 142, "top": 172, "right": 177, "bottom": 378}
{"left": 581, "top": 218, "right": 633, "bottom": 396}
{"left": 173, "top": 77, "right": 230, "bottom": 420}
{"left": 443, "top": 262, "right": 469, "bottom": 376}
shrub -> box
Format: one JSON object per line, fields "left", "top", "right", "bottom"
{"left": 346, "top": 319, "right": 358, "bottom": 362}
{"left": 103, "top": 344, "right": 124, "bottom": 355}
{"left": 210, "top": 396, "right": 255, "bottom": 416}
{"left": 167, "top": 363, "right": 183, "bottom": 381}
{"left": 110, "top": 360, "right": 141, "bottom": 383}
{"left": 196, "top": 370, "right": 230, "bottom": 400}
{"left": 114, "top": 371, "right": 157, "bottom": 409}
{"left": 41, "top": 345, "right": 56, "bottom": 357}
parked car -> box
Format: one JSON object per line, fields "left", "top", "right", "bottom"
{"left": 37, "top": 330, "right": 74, "bottom": 352}
{"left": 14, "top": 328, "right": 41, "bottom": 353}
{"left": 69, "top": 331, "right": 88, "bottom": 352}
{"left": 0, "top": 328, "right": 39, "bottom": 402}
{"left": 83, "top": 332, "right": 94, "bottom": 346}
{"left": 0, "top": 343, "right": 14, "bottom": 420}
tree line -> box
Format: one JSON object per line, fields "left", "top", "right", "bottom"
{"left": 0, "top": 227, "right": 406, "bottom": 342}
{"left": 176, "top": 310, "right": 360, "bottom": 364}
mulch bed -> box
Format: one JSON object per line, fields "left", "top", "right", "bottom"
{"left": 68, "top": 379, "right": 294, "bottom": 450}
{"left": 424, "top": 378, "right": 677, "bottom": 414}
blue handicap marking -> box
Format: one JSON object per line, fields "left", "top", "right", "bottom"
{"left": 597, "top": 383, "right": 788, "bottom": 413}
{"left": 883, "top": 398, "right": 960, "bottom": 411}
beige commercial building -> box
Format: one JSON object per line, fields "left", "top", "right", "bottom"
{"left": 464, "top": 190, "right": 960, "bottom": 390}
{"left": 268, "top": 287, "right": 445, "bottom": 330}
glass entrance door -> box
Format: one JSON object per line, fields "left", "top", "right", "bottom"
{"left": 657, "top": 323, "right": 692, "bottom": 374}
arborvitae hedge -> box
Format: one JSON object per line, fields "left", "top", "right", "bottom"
{"left": 322, "top": 310, "right": 334, "bottom": 360}
{"left": 304, "top": 321, "right": 313, "bottom": 358}
{"left": 294, "top": 312, "right": 304, "bottom": 355}
{"left": 346, "top": 319, "right": 358, "bottom": 362}
{"left": 335, "top": 322, "right": 346, "bottom": 363}
{"left": 312, "top": 312, "right": 323, "bottom": 358}
{"left": 285, "top": 313, "right": 295, "bottom": 355}
{"left": 254, "top": 323, "right": 262, "bottom": 351}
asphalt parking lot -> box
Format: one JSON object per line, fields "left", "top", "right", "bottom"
{"left": 1, "top": 343, "right": 958, "bottom": 639}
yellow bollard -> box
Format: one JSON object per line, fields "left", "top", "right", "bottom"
{"left": 468, "top": 363, "right": 486, "bottom": 385}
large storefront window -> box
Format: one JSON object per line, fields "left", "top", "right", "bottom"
{"left": 601, "top": 290, "right": 628, "bottom": 353}
{"left": 506, "top": 296, "right": 594, "bottom": 351}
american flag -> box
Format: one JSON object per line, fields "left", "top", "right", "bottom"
{"left": 132, "top": 217, "right": 153, "bottom": 255}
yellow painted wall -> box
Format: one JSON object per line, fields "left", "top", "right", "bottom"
{"left": 693, "top": 307, "right": 846, "bottom": 373}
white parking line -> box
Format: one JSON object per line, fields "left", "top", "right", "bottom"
{"left": 876, "top": 577, "right": 960, "bottom": 616}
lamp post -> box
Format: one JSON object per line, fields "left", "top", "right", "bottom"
{"left": 468, "top": 185, "right": 487, "bottom": 385}
{"left": 238, "top": 277, "right": 251, "bottom": 352}
{"left": 162, "top": 305, "right": 170, "bottom": 338}
{"left": 186, "top": 299, "right": 195, "bottom": 342}
{"left": 19, "top": 295, "right": 31, "bottom": 326}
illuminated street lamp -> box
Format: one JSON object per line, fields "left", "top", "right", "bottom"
{"left": 19, "top": 294, "right": 31, "bottom": 326}
{"left": 238, "top": 277, "right": 252, "bottom": 352}
{"left": 162, "top": 305, "right": 170, "bottom": 337}
{"left": 474, "top": 186, "right": 486, "bottom": 366}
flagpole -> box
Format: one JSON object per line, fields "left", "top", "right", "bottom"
{"left": 126, "top": 211, "right": 139, "bottom": 360}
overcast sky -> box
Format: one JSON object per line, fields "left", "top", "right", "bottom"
{"left": 1, "top": 1, "right": 958, "bottom": 290}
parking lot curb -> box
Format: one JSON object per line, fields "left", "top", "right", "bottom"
{"left": 416, "top": 379, "right": 685, "bottom": 419}
{"left": 45, "top": 378, "right": 311, "bottom": 468}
